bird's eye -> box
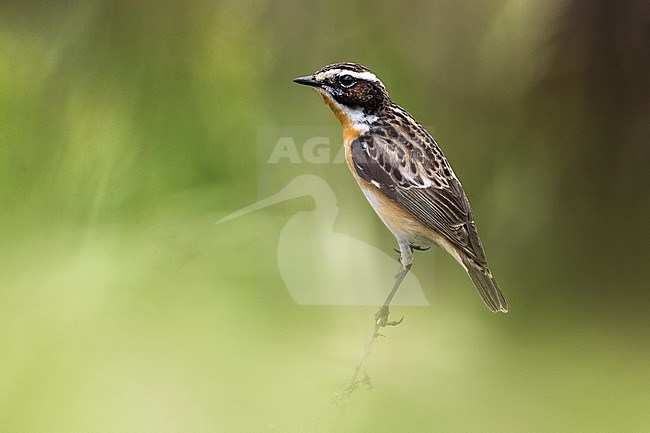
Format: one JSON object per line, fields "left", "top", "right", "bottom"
{"left": 339, "top": 74, "right": 356, "bottom": 88}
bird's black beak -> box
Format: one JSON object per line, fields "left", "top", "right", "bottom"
{"left": 293, "top": 75, "right": 321, "bottom": 87}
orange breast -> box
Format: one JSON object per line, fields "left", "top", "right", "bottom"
{"left": 318, "top": 92, "right": 362, "bottom": 177}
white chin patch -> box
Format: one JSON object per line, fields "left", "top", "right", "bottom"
{"left": 318, "top": 89, "right": 378, "bottom": 131}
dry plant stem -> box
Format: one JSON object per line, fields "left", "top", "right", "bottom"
{"left": 338, "top": 319, "right": 382, "bottom": 399}
{"left": 335, "top": 307, "right": 403, "bottom": 403}
{"left": 336, "top": 260, "right": 408, "bottom": 403}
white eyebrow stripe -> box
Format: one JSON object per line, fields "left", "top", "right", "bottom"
{"left": 344, "top": 71, "right": 379, "bottom": 82}
{"left": 316, "top": 68, "right": 380, "bottom": 83}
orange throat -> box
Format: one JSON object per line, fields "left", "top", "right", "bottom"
{"left": 318, "top": 92, "right": 362, "bottom": 144}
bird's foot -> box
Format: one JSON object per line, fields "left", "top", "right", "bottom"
{"left": 374, "top": 305, "right": 404, "bottom": 327}
{"left": 394, "top": 244, "right": 430, "bottom": 255}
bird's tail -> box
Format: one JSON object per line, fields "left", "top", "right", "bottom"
{"left": 461, "top": 256, "right": 509, "bottom": 313}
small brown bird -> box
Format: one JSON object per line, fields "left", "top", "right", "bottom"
{"left": 294, "top": 63, "right": 509, "bottom": 324}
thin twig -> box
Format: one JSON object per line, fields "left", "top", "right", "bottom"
{"left": 334, "top": 313, "right": 394, "bottom": 406}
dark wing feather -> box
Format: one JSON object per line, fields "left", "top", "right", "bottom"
{"left": 350, "top": 129, "right": 487, "bottom": 266}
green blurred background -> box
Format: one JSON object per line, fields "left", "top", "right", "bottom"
{"left": 1, "top": 0, "right": 648, "bottom": 432}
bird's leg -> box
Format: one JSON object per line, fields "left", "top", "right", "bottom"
{"left": 375, "top": 240, "right": 413, "bottom": 327}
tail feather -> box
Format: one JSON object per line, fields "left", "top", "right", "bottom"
{"left": 461, "top": 256, "right": 509, "bottom": 313}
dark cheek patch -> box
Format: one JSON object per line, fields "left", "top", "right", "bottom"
{"left": 333, "top": 82, "right": 385, "bottom": 113}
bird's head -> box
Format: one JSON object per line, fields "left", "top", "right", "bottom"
{"left": 294, "top": 63, "right": 389, "bottom": 127}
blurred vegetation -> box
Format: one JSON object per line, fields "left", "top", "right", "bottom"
{"left": 0, "top": 0, "right": 648, "bottom": 432}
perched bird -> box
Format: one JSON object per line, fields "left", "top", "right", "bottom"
{"left": 293, "top": 62, "right": 509, "bottom": 325}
